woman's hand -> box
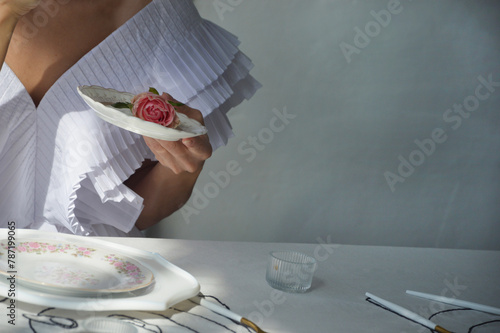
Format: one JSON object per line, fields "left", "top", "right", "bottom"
{"left": 142, "top": 93, "right": 212, "bottom": 175}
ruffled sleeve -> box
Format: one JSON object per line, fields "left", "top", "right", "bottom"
{"left": 125, "top": 0, "right": 262, "bottom": 149}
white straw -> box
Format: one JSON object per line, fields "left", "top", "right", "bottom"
{"left": 365, "top": 292, "right": 437, "bottom": 330}
{"left": 406, "top": 290, "right": 500, "bottom": 316}
{"left": 194, "top": 295, "right": 268, "bottom": 333}
{"left": 195, "top": 296, "right": 242, "bottom": 322}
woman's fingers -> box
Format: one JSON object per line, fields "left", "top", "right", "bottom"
{"left": 143, "top": 137, "right": 186, "bottom": 174}
{"left": 144, "top": 135, "right": 211, "bottom": 174}
{"left": 183, "top": 133, "right": 212, "bottom": 157}
{"left": 143, "top": 93, "right": 212, "bottom": 174}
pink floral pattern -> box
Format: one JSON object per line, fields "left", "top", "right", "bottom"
{"left": 103, "top": 254, "right": 146, "bottom": 285}
{"left": 1, "top": 241, "right": 96, "bottom": 258}
{"left": 1, "top": 240, "right": 149, "bottom": 289}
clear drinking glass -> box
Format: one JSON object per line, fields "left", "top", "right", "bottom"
{"left": 81, "top": 318, "right": 138, "bottom": 333}
{"left": 266, "top": 251, "right": 317, "bottom": 293}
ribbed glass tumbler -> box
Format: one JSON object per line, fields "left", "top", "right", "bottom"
{"left": 266, "top": 251, "right": 317, "bottom": 293}
{"left": 82, "top": 318, "right": 138, "bottom": 333}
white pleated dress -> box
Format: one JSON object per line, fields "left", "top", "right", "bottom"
{"left": 0, "top": 0, "right": 260, "bottom": 236}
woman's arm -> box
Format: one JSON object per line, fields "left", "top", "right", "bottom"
{"left": 0, "top": 1, "right": 40, "bottom": 69}
{"left": 125, "top": 94, "right": 212, "bottom": 230}
{"left": 0, "top": 5, "right": 19, "bottom": 68}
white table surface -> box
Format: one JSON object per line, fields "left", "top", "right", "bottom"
{"left": 1, "top": 230, "right": 499, "bottom": 332}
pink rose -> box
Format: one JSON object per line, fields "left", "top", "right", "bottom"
{"left": 131, "top": 92, "right": 180, "bottom": 128}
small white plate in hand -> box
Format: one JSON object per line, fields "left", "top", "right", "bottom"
{"left": 77, "top": 85, "right": 207, "bottom": 141}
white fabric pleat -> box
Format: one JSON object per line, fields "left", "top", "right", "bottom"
{"left": 0, "top": 0, "right": 260, "bottom": 236}
{"left": 0, "top": 72, "right": 36, "bottom": 228}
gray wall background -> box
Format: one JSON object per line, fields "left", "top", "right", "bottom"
{"left": 147, "top": 0, "right": 500, "bottom": 250}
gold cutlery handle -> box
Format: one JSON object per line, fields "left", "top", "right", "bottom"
{"left": 241, "top": 317, "right": 269, "bottom": 333}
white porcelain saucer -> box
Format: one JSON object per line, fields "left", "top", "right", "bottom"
{"left": 77, "top": 85, "right": 207, "bottom": 141}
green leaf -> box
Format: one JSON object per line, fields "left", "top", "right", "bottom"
{"left": 112, "top": 102, "right": 133, "bottom": 110}
{"left": 149, "top": 87, "right": 160, "bottom": 95}
{"left": 168, "top": 101, "right": 185, "bottom": 107}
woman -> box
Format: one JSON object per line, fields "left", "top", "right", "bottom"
{"left": 0, "top": 0, "right": 260, "bottom": 236}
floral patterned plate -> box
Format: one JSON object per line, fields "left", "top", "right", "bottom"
{"left": 77, "top": 85, "right": 208, "bottom": 141}
{"left": 0, "top": 239, "right": 154, "bottom": 296}
{"left": 0, "top": 230, "right": 200, "bottom": 311}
